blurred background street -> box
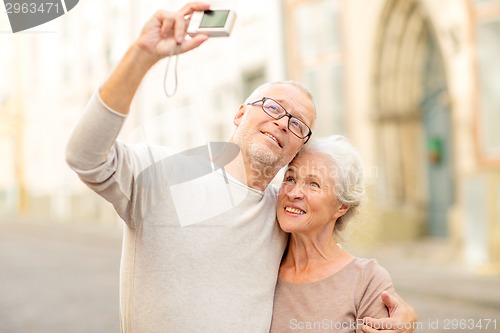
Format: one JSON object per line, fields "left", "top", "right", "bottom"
{"left": 1, "top": 218, "right": 499, "bottom": 333}
{"left": 0, "top": 219, "right": 121, "bottom": 333}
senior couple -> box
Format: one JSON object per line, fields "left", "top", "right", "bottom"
{"left": 66, "top": 2, "right": 416, "bottom": 332}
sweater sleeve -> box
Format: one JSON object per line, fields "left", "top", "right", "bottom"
{"left": 357, "top": 259, "right": 395, "bottom": 321}
{"left": 66, "top": 90, "right": 138, "bottom": 227}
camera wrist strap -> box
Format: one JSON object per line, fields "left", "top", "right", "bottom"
{"left": 163, "top": 43, "right": 181, "bottom": 98}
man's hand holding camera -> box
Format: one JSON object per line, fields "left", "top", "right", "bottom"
{"left": 100, "top": 2, "right": 211, "bottom": 115}
{"left": 135, "top": 2, "right": 211, "bottom": 67}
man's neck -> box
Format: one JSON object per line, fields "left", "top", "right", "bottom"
{"left": 224, "top": 153, "right": 280, "bottom": 191}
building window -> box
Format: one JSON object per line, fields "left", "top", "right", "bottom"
{"left": 283, "top": 0, "right": 345, "bottom": 136}
{"left": 475, "top": 1, "right": 500, "bottom": 162}
{"left": 241, "top": 67, "right": 267, "bottom": 101}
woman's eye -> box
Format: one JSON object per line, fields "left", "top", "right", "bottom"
{"left": 284, "top": 176, "right": 295, "bottom": 183}
{"left": 310, "top": 182, "right": 320, "bottom": 188}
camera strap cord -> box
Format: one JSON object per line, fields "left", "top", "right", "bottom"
{"left": 163, "top": 43, "right": 181, "bottom": 98}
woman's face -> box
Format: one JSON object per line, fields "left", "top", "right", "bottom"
{"left": 277, "top": 151, "right": 348, "bottom": 234}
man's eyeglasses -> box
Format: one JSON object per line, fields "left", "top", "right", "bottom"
{"left": 247, "top": 97, "right": 312, "bottom": 143}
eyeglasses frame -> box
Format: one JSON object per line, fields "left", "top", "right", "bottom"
{"left": 247, "top": 97, "right": 312, "bottom": 143}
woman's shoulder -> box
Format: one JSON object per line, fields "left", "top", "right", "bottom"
{"left": 349, "top": 257, "right": 393, "bottom": 282}
{"left": 351, "top": 257, "right": 381, "bottom": 268}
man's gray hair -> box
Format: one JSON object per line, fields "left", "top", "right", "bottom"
{"left": 244, "top": 81, "right": 317, "bottom": 121}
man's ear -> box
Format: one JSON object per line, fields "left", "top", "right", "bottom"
{"left": 233, "top": 104, "right": 246, "bottom": 126}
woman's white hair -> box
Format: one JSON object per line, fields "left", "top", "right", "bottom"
{"left": 298, "top": 135, "right": 365, "bottom": 234}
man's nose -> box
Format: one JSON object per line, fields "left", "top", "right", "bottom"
{"left": 273, "top": 116, "right": 289, "bottom": 133}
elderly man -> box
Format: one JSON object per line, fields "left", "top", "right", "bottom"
{"left": 66, "top": 2, "right": 415, "bottom": 332}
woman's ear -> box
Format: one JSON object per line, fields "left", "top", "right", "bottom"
{"left": 233, "top": 104, "right": 246, "bottom": 126}
{"left": 337, "top": 204, "right": 350, "bottom": 218}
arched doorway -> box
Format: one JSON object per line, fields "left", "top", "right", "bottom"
{"left": 373, "top": 0, "right": 455, "bottom": 237}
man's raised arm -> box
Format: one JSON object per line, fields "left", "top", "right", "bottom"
{"left": 65, "top": 3, "right": 211, "bottom": 221}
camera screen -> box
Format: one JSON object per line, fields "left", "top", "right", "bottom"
{"left": 200, "top": 10, "right": 229, "bottom": 28}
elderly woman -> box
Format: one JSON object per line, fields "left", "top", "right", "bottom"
{"left": 270, "top": 135, "right": 398, "bottom": 333}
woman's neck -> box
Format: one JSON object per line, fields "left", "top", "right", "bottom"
{"left": 279, "top": 232, "right": 354, "bottom": 283}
